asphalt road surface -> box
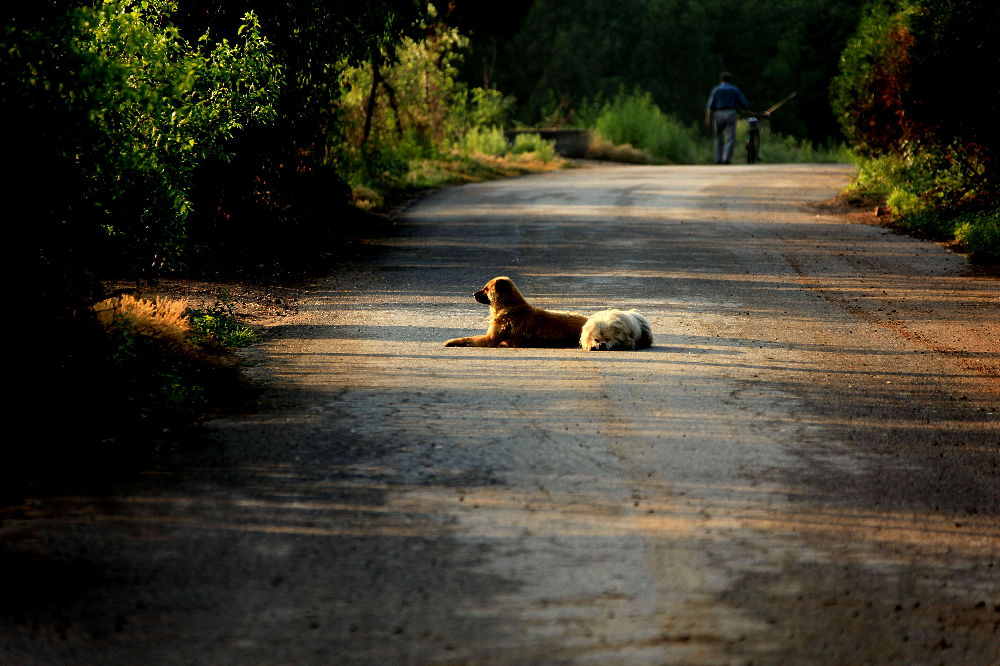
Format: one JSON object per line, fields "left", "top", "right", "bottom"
{"left": 4, "top": 164, "right": 999, "bottom": 665}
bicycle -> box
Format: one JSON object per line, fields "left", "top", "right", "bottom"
{"left": 745, "top": 115, "right": 761, "bottom": 164}
{"left": 742, "top": 92, "right": 796, "bottom": 165}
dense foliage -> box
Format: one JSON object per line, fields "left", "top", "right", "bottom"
{"left": 10, "top": 0, "right": 281, "bottom": 323}
{"left": 832, "top": 0, "right": 999, "bottom": 262}
{"left": 335, "top": 7, "right": 513, "bottom": 200}
{"left": 463, "top": 0, "right": 867, "bottom": 144}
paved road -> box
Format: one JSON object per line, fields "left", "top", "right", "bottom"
{"left": 3, "top": 164, "right": 999, "bottom": 665}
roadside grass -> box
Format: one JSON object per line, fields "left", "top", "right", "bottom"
{"left": 12, "top": 291, "right": 259, "bottom": 497}
{"left": 186, "top": 292, "right": 259, "bottom": 349}
{"left": 844, "top": 152, "right": 999, "bottom": 264}
{"left": 95, "top": 292, "right": 255, "bottom": 435}
{"left": 347, "top": 132, "right": 566, "bottom": 211}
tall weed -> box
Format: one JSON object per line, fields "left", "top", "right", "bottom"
{"left": 592, "top": 89, "right": 701, "bottom": 164}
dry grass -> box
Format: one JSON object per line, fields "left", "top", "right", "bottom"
{"left": 93, "top": 294, "right": 193, "bottom": 351}
{"left": 584, "top": 133, "right": 651, "bottom": 164}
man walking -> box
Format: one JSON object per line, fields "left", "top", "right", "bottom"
{"left": 705, "top": 72, "right": 750, "bottom": 164}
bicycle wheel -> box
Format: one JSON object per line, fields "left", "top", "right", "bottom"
{"left": 747, "top": 128, "right": 760, "bottom": 164}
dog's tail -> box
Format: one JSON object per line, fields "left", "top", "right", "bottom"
{"left": 635, "top": 312, "right": 653, "bottom": 349}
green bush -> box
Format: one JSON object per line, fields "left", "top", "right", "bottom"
{"left": 6, "top": 1, "right": 281, "bottom": 277}
{"left": 187, "top": 292, "right": 259, "bottom": 348}
{"left": 457, "top": 126, "right": 510, "bottom": 156}
{"left": 78, "top": 1, "right": 281, "bottom": 272}
{"left": 511, "top": 133, "right": 556, "bottom": 161}
{"left": 954, "top": 211, "right": 999, "bottom": 264}
{"left": 848, "top": 153, "right": 904, "bottom": 201}
{"left": 592, "top": 88, "right": 701, "bottom": 164}
{"left": 845, "top": 149, "right": 999, "bottom": 262}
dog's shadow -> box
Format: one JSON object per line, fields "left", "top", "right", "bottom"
{"left": 266, "top": 323, "right": 747, "bottom": 359}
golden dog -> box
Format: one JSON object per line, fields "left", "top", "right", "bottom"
{"left": 444, "top": 276, "right": 587, "bottom": 348}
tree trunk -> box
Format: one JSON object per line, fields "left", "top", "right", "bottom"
{"left": 361, "top": 47, "right": 384, "bottom": 147}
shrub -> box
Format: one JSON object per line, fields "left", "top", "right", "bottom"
{"left": 833, "top": 1, "right": 998, "bottom": 264}
{"left": 186, "top": 292, "right": 259, "bottom": 348}
{"left": 73, "top": 1, "right": 281, "bottom": 273}
{"left": 65, "top": 292, "right": 253, "bottom": 453}
{"left": 844, "top": 148, "right": 999, "bottom": 261}
{"left": 954, "top": 211, "right": 999, "bottom": 265}
{"left": 592, "top": 88, "right": 701, "bottom": 164}
{"left": 510, "top": 133, "right": 556, "bottom": 161}
{"left": 457, "top": 126, "right": 510, "bottom": 156}
{"left": 830, "top": 2, "right": 916, "bottom": 155}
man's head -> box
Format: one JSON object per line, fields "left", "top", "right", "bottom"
{"left": 720, "top": 72, "right": 733, "bottom": 83}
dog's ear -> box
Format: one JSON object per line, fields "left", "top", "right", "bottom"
{"left": 492, "top": 277, "right": 514, "bottom": 297}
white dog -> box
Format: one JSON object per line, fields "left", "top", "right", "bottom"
{"left": 580, "top": 309, "right": 653, "bottom": 351}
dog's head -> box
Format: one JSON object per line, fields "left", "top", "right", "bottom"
{"left": 580, "top": 318, "right": 625, "bottom": 351}
{"left": 474, "top": 276, "right": 525, "bottom": 308}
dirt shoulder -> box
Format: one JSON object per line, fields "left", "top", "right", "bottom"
{"left": 805, "top": 194, "right": 998, "bottom": 278}
{"left": 103, "top": 277, "right": 307, "bottom": 327}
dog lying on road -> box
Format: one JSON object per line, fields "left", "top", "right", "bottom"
{"left": 444, "top": 276, "right": 588, "bottom": 348}
{"left": 580, "top": 309, "right": 653, "bottom": 351}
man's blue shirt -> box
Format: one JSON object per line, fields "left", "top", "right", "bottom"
{"left": 707, "top": 82, "right": 749, "bottom": 111}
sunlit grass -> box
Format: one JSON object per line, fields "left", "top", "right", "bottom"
{"left": 186, "top": 291, "right": 259, "bottom": 349}
{"left": 349, "top": 146, "right": 568, "bottom": 211}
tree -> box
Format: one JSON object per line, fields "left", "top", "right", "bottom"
{"left": 830, "top": 2, "right": 916, "bottom": 154}
{"left": 473, "top": 0, "right": 866, "bottom": 143}
{"left": 171, "top": 1, "right": 429, "bottom": 273}
{"left": 6, "top": 0, "right": 280, "bottom": 324}
{"left": 832, "top": 0, "right": 999, "bottom": 262}
{"left": 832, "top": 1, "right": 998, "bottom": 192}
